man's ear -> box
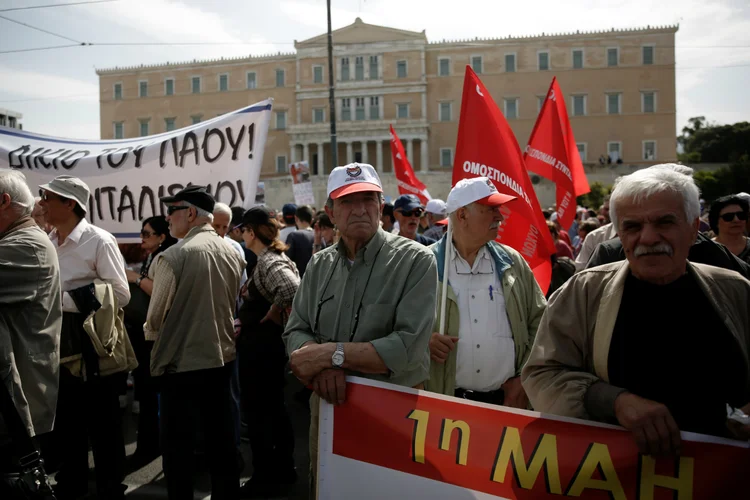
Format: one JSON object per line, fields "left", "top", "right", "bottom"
{"left": 324, "top": 204, "right": 335, "bottom": 226}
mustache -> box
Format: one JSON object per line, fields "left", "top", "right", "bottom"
{"left": 634, "top": 243, "right": 673, "bottom": 257}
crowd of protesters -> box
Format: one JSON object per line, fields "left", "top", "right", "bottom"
{"left": 1, "top": 162, "right": 749, "bottom": 499}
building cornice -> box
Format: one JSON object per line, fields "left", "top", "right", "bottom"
{"left": 96, "top": 52, "right": 297, "bottom": 75}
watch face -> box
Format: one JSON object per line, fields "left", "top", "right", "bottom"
{"left": 332, "top": 352, "right": 344, "bottom": 366}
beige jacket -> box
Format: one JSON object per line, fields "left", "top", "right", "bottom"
{"left": 63, "top": 280, "right": 138, "bottom": 378}
{"left": 521, "top": 260, "right": 750, "bottom": 420}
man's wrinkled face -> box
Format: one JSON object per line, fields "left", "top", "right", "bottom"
{"left": 212, "top": 212, "right": 231, "bottom": 238}
{"left": 38, "top": 190, "right": 74, "bottom": 226}
{"left": 326, "top": 191, "right": 382, "bottom": 243}
{"left": 462, "top": 203, "right": 504, "bottom": 245}
{"left": 394, "top": 206, "right": 424, "bottom": 239}
{"left": 617, "top": 191, "right": 698, "bottom": 285}
{"left": 166, "top": 203, "right": 191, "bottom": 239}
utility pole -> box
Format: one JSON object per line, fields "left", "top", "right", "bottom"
{"left": 326, "top": 0, "right": 338, "bottom": 171}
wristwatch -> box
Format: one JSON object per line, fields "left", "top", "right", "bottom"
{"left": 332, "top": 342, "right": 345, "bottom": 368}
{"left": 135, "top": 276, "right": 143, "bottom": 287}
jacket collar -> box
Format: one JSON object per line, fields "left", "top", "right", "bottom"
{"left": 49, "top": 217, "right": 88, "bottom": 246}
{"left": 182, "top": 223, "right": 216, "bottom": 242}
{"left": 0, "top": 215, "right": 36, "bottom": 241}
{"left": 336, "top": 227, "right": 386, "bottom": 264}
{"left": 434, "top": 233, "right": 513, "bottom": 283}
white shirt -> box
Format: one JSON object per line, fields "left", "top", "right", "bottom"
{"left": 50, "top": 218, "right": 130, "bottom": 312}
{"left": 224, "top": 236, "right": 248, "bottom": 287}
{"left": 574, "top": 222, "right": 617, "bottom": 271}
{"left": 448, "top": 245, "right": 515, "bottom": 392}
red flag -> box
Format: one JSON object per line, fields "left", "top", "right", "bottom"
{"left": 524, "top": 77, "right": 590, "bottom": 230}
{"left": 390, "top": 125, "right": 431, "bottom": 205}
{"left": 453, "top": 67, "right": 555, "bottom": 293}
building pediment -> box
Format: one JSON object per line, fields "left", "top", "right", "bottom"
{"left": 295, "top": 17, "right": 426, "bottom": 49}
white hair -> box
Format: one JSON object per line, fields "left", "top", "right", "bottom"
{"left": 648, "top": 162, "right": 694, "bottom": 177}
{"left": 0, "top": 169, "right": 34, "bottom": 217}
{"left": 213, "top": 202, "right": 232, "bottom": 217}
{"left": 610, "top": 167, "right": 700, "bottom": 230}
{"left": 180, "top": 201, "right": 214, "bottom": 222}
{"left": 448, "top": 202, "right": 477, "bottom": 226}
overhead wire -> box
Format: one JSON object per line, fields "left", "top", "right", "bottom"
{"left": 0, "top": 0, "right": 118, "bottom": 12}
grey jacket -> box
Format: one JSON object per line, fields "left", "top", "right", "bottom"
{"left": 0, "top": 218, "right": 62, "bottom": 440}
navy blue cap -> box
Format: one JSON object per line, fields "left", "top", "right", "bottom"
{"left": 394, "top": 194, "right": 423, "bottom": 212}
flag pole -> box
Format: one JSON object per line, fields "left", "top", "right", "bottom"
{"left": 438, "top": 222, "right": 452, "bottom": 336}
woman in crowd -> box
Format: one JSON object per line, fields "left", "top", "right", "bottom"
{"left": 123, "top": 216, "right": 177, "bottom": 466}
{"left": 312, "top": 211, "right": 336, "bottom": 254}
{"left": 237, "top": 206, "right": 300, "bottom": 498}
{"left": 709, "top": 194, "right": 750, "bottom": 264}
{"left": 575, "top": 218, "right": 600, "bottom": 257}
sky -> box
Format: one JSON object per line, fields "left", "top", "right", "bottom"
{"left": 0, "top": 0, "right": 748, "bottom": 142}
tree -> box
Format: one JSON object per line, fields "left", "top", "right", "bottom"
{"left": 678, "top": 117, "right": 750, "bottom": 163}
{"left": 576, "top": 181, "right": 612, "bottom": 209}
{"left": 693, "top": 155, "right": 750, "bottom": 204}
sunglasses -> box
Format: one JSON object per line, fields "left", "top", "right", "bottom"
{"left": 38, "top": 189, "right": 61, "bottom": 202}
{"left": 397, "top": 208, "right": 424, "bottom": 218}
{"left": 166, "top": 205, "right": 190, "bottom": 216}
{"left": 140, "top": 230, "right": 154, "bottom": 238}
{"left": 720, "top": 211, "right": 748, "bottom": 222}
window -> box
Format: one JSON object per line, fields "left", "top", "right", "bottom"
{"left": 505, "top": 53, "right": 516, "bottom": 73}
{"left": 607, "top": 47, "right": 619, "bottom": 67}
{"left": 607, "top": 93, "right": 621, "bottom": 114}
{"left": 114, "top": 83, "right": 122, "bottom": 100}
{"left": 276, "top": 155, "right": 288, "bottom": 174}
{"left": 504, "top": 98, "right": 518, "bottom": 119}
{"left": 397, "top": 103, "right": 409, "bottom": 119}
{"left": 165, "top": 78, "right": 174, "bottom": 96}
{"left": 643, "top": 140, "right": 657, "bottom": 160}
{"left": 537, "top": 96, "right": 545, "bottom": 113}
{"left": 139, "top": 120, "right": 149, "bottom": 137}
{"left": 577, "top": 143, "right": 587, "bottom": 162}
{"left": 355, "top": 97, "right": 366, "bottom": 120}
{"left": 369, "top": 97, "right": 380, "bottom": 120}
{"left": 607, "top": 142, "right": 622, "bottom": 162}
{"left": 246, "top": 72, "right": 256, "bottom": 89}
{"left": 355, "top": 57, "right": 365, "bottom": 80}
{"left": 439, "top": 57, "right": 450, "bottom": 76}
{"left": 191, "top": 115, "right": 202, "bottom": 125}
{"left": 471, "top": 55, "right": 483, "bottom": 74}
{"left": 440, "top": 148, "right": 453, "bottom": 168}
{"left": 114, "top": 122, "right": 124, "bottom": 139}
{"left": 572, "top": 49, "right": 584, "bottom": 69}
{"left": 313, "top": 65, "right": 323, "bottom": 84}
{"left": 275, "top": 69, "right": 285, "bottom": 87}
{"left": 572, "top": 95, "right": 586, "bottom": 116}
{"left": 275, "top": 111, "right": 287, "bottom": 130}
{"left": 369, "top": 55, "right": 378, "bottom": 79}
{"left": 139, "top": 80, "right": 148, "bottom": 98}
{"left": 341, "top": 57, "right": 350, "bottom": 81}
{"left": 192, "top": 76, "right": 201, "bottom": 94}
{"left": 165, "top": 118, "right": 176, "bottom": 132}
{"left": 643, "top": 45, "right": 654, "bottom": 65}
{"left": 642, "top": 92, "right": 656, "bottom": 113}
{"left": 397, "top": 60, "right": 407, "bottom": 78}
{"left": 313, "top": 108, "right": 325, "bottom": 123}
{"left": 219, "top": 74, "right": 229, "bottom": 92}
{"left": 341, "top": 98, "right": 351, "bottom": 121}
{"left": 538, "top": 51, "right": 549, "bottom": 71}
{"left": 439, "top": 102, "right": 452, "bottom": 121}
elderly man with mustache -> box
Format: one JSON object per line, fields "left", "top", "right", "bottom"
{"left": 523, "top": 166, "right": 750, "bottom": 458}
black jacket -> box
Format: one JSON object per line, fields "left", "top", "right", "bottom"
{"left": 285, "top": 229, "right": 314, "bottom": 277}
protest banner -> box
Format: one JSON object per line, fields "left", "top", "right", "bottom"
{"left": 289, "top": 161, "right": 316, "bottom": 206}
{"left": 318, "top": 377, "right": 750, "bottom": 499}
{"left": 453, "top": 66, "right": 555, "bottom": 293}
{"left": 0, "top": 99, "right": 273, "bottom": 242}
{"left": 524, "top": 78, "right": 590, "bottom": 230}
{"left": 390, "top": 125, "right": 431, "bottom": 205}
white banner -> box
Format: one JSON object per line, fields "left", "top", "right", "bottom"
{"left": 0, "top": 99, "right": 273, "bottom": 242}
{"left": 290, "top": 161, "right": 315, "bottom": 206}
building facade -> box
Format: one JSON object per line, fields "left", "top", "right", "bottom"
{"left": 0, "top": 108, "right": 23, "bottom": 129}
{"left": 97, "top": 18, "right": 677, "bottom": 180}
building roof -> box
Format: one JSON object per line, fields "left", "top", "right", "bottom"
{"left": 295, "top": 17, "right": 427, "bottom": 48}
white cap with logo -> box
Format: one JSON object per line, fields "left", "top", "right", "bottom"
{"left": 446, "top": 177, "right": 517, "bottom": 214}
{"left": 327, "top": 162, "right": 383, "bottom": 200}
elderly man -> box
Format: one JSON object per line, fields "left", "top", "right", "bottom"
{"left": 39, "top": 174, "right": 130, "bottom": 500}
{"left": 522, "top": 167, "right": 750, "bottom": 457}
{"left": 393, "top": 194, "right": 435, "bottom": 245}
{"left": 284, "top": 163, "right": 437, "bottom": 491}
{"left": 426, "top": 177, "right": 546, "bottom": 408}
{"left": 0, "top": 170, "right": 61, "bottom": 473}
{"left": 145, "top": 185, "right": 245, "bottom": 499}
{"left": 423, "top": 199, "right": 448, "bottom": 241}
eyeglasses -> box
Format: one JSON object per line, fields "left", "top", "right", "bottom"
{"left": 38, "top": 189, "right": 60, "bottom": 202}
{"left": 140, "top": 230, "right": 154, "bottom": 238}
{"left": 397, "top": 208, "right": 424, "bottom": 218}
{"left": 166, "top": 205, "right": 190, "bottom": 216}
{"left": 720, "top": 211, "right": 748, "bottom": 222}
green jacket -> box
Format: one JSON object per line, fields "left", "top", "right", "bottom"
{"left": 425, "top": 235, "right": 547, "bottom": 396}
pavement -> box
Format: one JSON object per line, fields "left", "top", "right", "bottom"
{"left": 52, "top": 373, "right": 312, "bottom": 500}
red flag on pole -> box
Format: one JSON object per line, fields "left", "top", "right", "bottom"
{"left": 390, "top": 125, "right": 431, "bottom": 205}
{"left": 524, "top": 77, "right": 590, "bottom": 230}
{"left": 453, "top": 67, "right": 555, "bottom": 293}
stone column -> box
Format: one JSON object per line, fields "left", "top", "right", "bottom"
{"left": 302, "top": 143, "right": 309, "bottom": 163}
{"left": 407, "top": 139, "right": 414, "bottom": 166}
{"left": 317, "top": 142, "right": 325, "bottom": 176}
{"left": 290, "top": 143, "right": 297, "bottom": 163}
{"left": 361, "top": 140, "right": 369, "bottom": 164}
{"left": 346, "top": 142, "right": 353, "bottom": 164}
{"left": 420, "top": 137, "right": 429, "bottom": 172}
{"left": 375, "top": 140, "right": 383, "bottom": 173}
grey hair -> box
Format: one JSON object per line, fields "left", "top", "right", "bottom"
{"left": 325, "top": 192, "right": 384, "bottom": 209}
{"left": 609, "top": 167, "right": 701, "bottom": 230}
{"left": 0, "top": 169, "right": 34, "bottom": 217}
{"left": 179, "top": 201, "right": 214, "bottom": 222}
{"left": 213, "top": 202, "right": 232, "bottom": 217}
{"left": 648, "top": 163, "right": 694, "bottom": 177}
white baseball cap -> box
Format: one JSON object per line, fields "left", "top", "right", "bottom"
{"left": 446, "top": 177, "right": 517, "bottom": 214}
{"left": 425, "top": 199, "right": 447, "bottom": 216}
{"left": 327, "top": 162, "right": 383, "bottom": 200}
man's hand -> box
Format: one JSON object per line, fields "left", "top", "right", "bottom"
{"left": 429, "top": 333, "right": 459, "bottom": 364}
{"left": 289, "top": 343, "right": 334, "bottom": 385}
{"left": 614, "top": 392, "right": 681, "bottom": 456}
{"left": 501, "top": 376, "right": 529, "bottom": 409}
{"left": 312, "top": 369, "right": 347, "bottom": 405}
{"left": 260, "top": 304, "right": 283, "bottom": 326}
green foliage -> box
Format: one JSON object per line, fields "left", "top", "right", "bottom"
{"left": 678, "top": 117, "right": 750, "bottom": 163}
{"left": 576, "top": 181, "right": 612, "bottom": 209}
{"left": 693, "top": 156, "right": 750, "bottom": 203}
